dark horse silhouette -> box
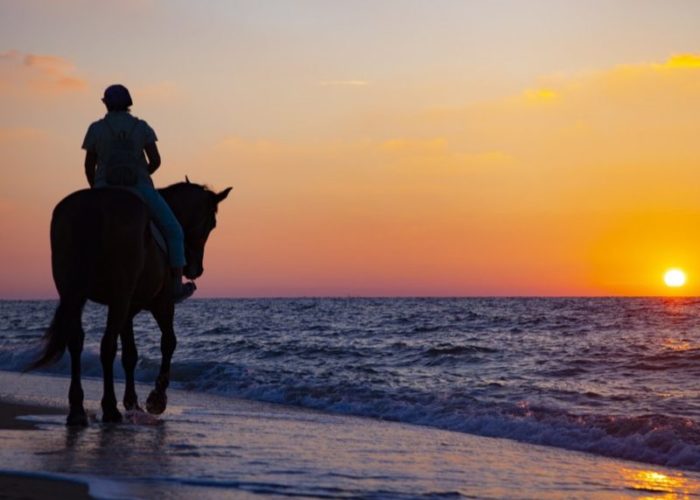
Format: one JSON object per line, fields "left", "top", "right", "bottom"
{"left": 29, "top": 180, "right": 232, "bottom": 426}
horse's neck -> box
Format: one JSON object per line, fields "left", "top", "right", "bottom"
{"left": 158, "top": 190, "right": 183, "bottom": 223}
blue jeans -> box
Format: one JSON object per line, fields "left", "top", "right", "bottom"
{"left": 134, "top": 184, "right": 186, "bottom": 268}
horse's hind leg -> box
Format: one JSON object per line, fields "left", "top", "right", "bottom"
{"left": 121, "top": 316, "right": 141, "bottom": 411}
{"left": 101, "top": 300, "right": 131, "bottom": 423}
{"left": 146, "top": 300, "right": 175, "bottom": 415}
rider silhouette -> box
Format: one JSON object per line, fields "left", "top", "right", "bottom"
{"left": 82, "top": 84, "right": 195, "bottom": 303}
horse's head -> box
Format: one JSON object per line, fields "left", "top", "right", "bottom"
{"left": 160, "top": 181, "right": 232, "bottom": 280}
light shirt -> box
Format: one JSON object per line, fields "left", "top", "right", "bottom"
{"left": 82, "top": 111, "right": 157, "bottom": 187}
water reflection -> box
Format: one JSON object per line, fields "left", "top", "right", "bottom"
{"left": 662, "top": 337, "right": 693, "bottom": 352}
{"left": 620, "top": 467, "right": 693, "bottom": 497}
{"left": 33, "top": 421, "right": 172, "bottom": 479}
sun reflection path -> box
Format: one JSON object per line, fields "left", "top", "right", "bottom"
{"left": 621, "top": 468, "right": 694, "bottom": 498}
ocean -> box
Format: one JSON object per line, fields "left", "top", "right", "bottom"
{"left": 2, "top": 297, "right": 700, "bottom": 474}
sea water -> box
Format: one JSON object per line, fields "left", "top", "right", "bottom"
{"left": 2, "top": 297, "right": 700, "bottom": 472}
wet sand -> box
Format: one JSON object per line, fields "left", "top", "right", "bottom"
{"left": 0, "top": 401, "right": 92, "bottom": 499}
{"left": 0, "top": 472, "right": 91, "bottom": 500}
{"left": 0, "top": 400, "right": 63, "bottom": 431}
{"left": 1, "top": 370, "right": 700, "bottom": 498}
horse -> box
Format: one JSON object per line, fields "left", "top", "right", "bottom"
{"left": 29, "top": 180, "right": 232, "bottom": 426}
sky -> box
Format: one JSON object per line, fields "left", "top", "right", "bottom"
{"left": 2, "top": 0, "right": 700, "bottom": 298}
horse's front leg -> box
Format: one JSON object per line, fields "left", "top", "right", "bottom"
{"left": 101, "top": 300, "right": 130, "bottom": 423}
{"left": 146, "top": 300, "right": 176, "bottom": 415}
{"left": 120, "top": 316, "right": 141, "bottom": 411}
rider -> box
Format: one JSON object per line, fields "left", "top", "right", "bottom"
{"left": 82, "top": 84, "right": 195, "bottom": 303}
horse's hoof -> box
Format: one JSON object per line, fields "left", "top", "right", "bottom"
{"left": 66, "top": 409, "right": 88, "bottom": 427}
{"left": 102, "top": 408, "right": 123, "bottom": 424}
{"left": 146, "top": 390, "right": 167, "bottom": 415}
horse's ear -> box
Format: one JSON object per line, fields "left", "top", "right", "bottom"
{"left": 185, "top": 176, "right": 191, "bottom": 184}
{"left": 216, "top": 187, "right": 233, "bottom": 203}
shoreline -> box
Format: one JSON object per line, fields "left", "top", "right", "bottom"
{"left": 0, "top": 399, "right": 92, "bottom": 499}
{"left": 2, "top": 370, "right": 700, "bottom": 498}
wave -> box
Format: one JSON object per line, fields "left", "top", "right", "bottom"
{"left": 4, "top": 343, "right": 700, "bottom": 473}
{"left": 424, "top": 344, "right": 498, "bottom": 356}
{"left": 178, "top": 361, "right": 700, "bottom": 471}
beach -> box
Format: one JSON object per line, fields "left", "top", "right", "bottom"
{"left": 0, "top": 472, "right": 91, "bottom": 500}
{"left": 1, "top": 369, "right": 699, "bottom": 499}
{"left": 0, "top": 401, "right": 92, "bottom": 499}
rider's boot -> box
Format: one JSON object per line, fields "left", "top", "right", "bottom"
{"left": 172, "top": 267, "right": 196, "bottom": 303}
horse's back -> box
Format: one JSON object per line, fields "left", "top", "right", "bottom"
{"left": 51, "top": 188, "right": 150, "bottom": 302}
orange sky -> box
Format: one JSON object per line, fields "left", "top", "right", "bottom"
{"left": 2, "top": 2, "right": 700, "bottom": 297}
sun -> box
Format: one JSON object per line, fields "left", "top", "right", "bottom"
{"left": 664, "top": 268, "right": 687, "bottom": 288}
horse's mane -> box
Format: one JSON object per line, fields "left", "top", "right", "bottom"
{"left": 158, "top": 181, "right": 220, "bottom": 212}
{"left": 159, "top": 181, "right": 213, "bottom": 195}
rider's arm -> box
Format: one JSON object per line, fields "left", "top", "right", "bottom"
{"left": 145, "top": 142, "right": 161, "bottom": 175}
{"left": 84, "top": 150, "right": 97, "bottom": 187}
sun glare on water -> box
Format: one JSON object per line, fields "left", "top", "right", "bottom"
{"left": 664, "top": 269, "right": 687, "bottom": 288}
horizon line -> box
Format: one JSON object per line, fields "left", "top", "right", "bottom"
{"left": 1, "top": 295, "right": 697, "bottom": 301}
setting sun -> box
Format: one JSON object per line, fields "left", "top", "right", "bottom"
{"left": 664, "top": 269, "right": 687, "bottom": 288}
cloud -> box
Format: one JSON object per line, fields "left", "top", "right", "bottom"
{"left": 23, "top": 53, "right": 86, "bottom": 90}
{"left": 424, "top": 52, "right": 700, "bottom": 157}
{"left": 0, "top": 50, "right": 87, "bottom": 97}
{"left": 522, "top": 88, "right": 559, "bottom": 103}
{"left": 656, "top": 53, "right": 700, "bottom": 69}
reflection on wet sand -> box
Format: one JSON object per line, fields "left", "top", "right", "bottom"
{"left": 35, "top": 421, "right": 171, "bottom": 479}
{"left": 621, "top": 467, "right": 694, "bottom": 498}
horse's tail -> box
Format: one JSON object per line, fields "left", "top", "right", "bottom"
{"left": 27, "top": 301, "right": 84, "bottom": 372}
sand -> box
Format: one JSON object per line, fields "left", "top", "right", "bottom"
{"left": 0, "top": 401, "right": 63, "bottom": 431}
{"left": 0, "top": 401, "right": 92, "bottom": 499}
{"left": 0, "top": 472, "right": 91, "bottom": 500}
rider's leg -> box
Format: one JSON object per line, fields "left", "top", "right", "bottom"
{"left": 170, "top": 266, "right": 195, "bottom": 303}
{"left": 134, "top": 186, "right": 195, "bottom": 302}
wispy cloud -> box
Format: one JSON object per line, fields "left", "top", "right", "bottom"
{"left": 0, "top": 49, "right": 87, "bottom": 96}
{"left": 656, "top": 53, "right": 700, "bottom": 69}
